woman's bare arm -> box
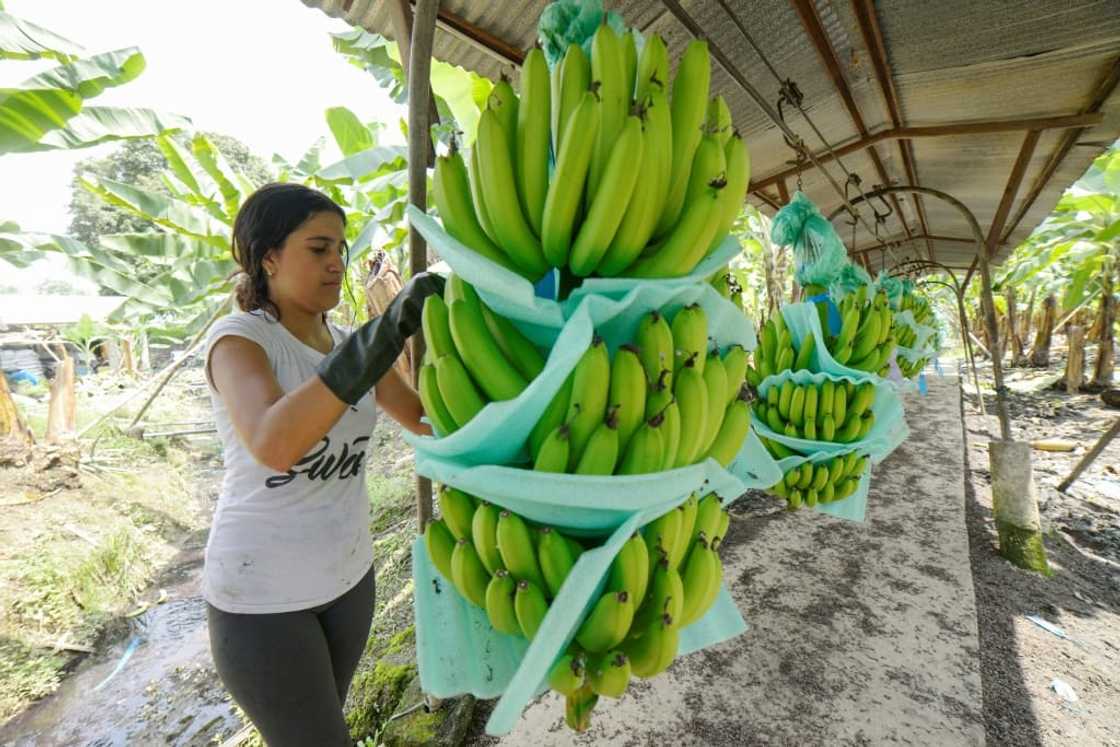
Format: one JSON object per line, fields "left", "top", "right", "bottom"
{"left": 375, "top": 366, "right": 432, "bottom": 436}
{"left": 209, "top": 336, "right": 348, "bottom": 472}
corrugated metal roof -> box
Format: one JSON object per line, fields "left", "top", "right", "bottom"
{"left": 302, "top": 0, "right": 1120, "bottom": 272}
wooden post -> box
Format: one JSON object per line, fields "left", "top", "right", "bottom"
{"left": 46, "top": 350, "right": 76, "bottom": 443}
{"left": 1058, "top": 417, "right": 1120, "bottom": 492}
{"left": 1021, "top": 286, "right": 1036, "bottom": 351}
{"left": 407, "top": 0, "right": 439, "bottom": 531}
{"left": 1065, "top": 325, "right": 1085, "bottom": 394}
{"left": 1091, "top": 266, "right": 1115, "bottom": 388}
{"left": 1029, "top": 294, "right": 1057, "bottom": 367}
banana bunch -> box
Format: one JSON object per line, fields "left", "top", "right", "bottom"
{"left": 438, "top": 25, "right": 750, "bottom": 285}
{"left": 551, "top": 492, "right": 732, "bottom": 729}
{"left": 425, "top": 485, "right": 731, "bottom": 731}
{"left": 746, "top": 310, "right": 812, "bottom": 385}
{"left": 528, "top": 305, "right": 751, "bottom": 475}
{"left": 765, "top": 451, "right": 870, "bottom": 510}
{"left": 753, "top": 378, "right": 877, "bottom": 445}
{"left": 419, "top": 275, "right": 547, "bottom": 435}
{"left": 709, "top": 269, "right": 744, "bottom": 312}
{"left": 818, "top": 286, "right": 897, "bottom": 373}
{"left": 895, "top": 354, "right": 928, "bottom": 380}
{"left": 899, "top": 291, "right": 935, "bottom": 328}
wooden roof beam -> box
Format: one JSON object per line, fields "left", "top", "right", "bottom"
{"left": 851, "top": 0, "right": 933, "bottom": 263}
{"left": 789, "top": 0, "right": 913, "bottom": 245}
{"left": 422, "top": 3, "right": 525, "bottom": 66}
{"left": 749, "top": 112, "right": 1104, "bottom": 192}
{"left": 999, "top": 56, "right": 1120, "bottom": 245}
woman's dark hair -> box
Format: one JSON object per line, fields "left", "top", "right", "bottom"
{"left": 231, "top": 183, "right": 347, "bottom": 318}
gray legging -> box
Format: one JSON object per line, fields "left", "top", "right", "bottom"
{"left": 207, "top": 565, "right": 375, "bottom": 746}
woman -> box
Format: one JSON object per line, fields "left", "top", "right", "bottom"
{"left": 204, "top": 183, "right": 443, "bottom": 745}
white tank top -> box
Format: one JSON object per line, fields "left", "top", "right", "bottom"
{"left": 203, "top": 310, "right": 377, "bottom": 613}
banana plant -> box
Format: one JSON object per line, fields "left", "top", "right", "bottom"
{"left": 0, "top": 10, "right": 190, "bottom": 153}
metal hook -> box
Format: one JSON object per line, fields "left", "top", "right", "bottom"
{"left": 776, "top": 80, "right": 808, "bottom": 190}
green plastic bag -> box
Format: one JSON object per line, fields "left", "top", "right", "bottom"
{"left": 536, "top": 0, "right": 627, "bottom": 68}
{"left": 770, "top": 192, "right": 850, "bottom": 290}
{"left": 828, "top": 262, "right": 872, "bottom": 300}
{"left": 770, "top": 450, "right": 873, "bottom": 522}
{"left": 751, "top": 368, "right": 908, "bottom": 464}
{"left": 413, "top": 490, "right": 749, "bottom": 736}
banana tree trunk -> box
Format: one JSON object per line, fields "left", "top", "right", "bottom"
{"left": 1022, "top": 286, "right": 1037, "bottom": 347}
{"left": 46, "top": 352, "right": 77, "bottom": 442}
{"left": 0, "top": 372, "right": 34, "bottom": 462}
{"left": 1007, "top": 287, "right": 1026, "bottom": 366}
{"left": 1065, "top": 325, "right": 1085, "bottom": 394}
{"left": 1029, "top": 294, "right": 1057, "bottom": 367}
{"left": 995, "top": 313, "right": 1009, "bottom": 364}
{"left": 1092, "top": 268, "right": 1115, "bottom": 388}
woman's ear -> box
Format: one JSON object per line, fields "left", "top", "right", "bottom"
{"left": 262, "top": 249, "right": 278, "bottom": 278}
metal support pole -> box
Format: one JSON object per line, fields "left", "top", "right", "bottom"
{"left": 407, "top": 0, "right": 439, "bottom": 530}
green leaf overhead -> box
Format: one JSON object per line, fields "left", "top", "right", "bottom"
{"left": 0, "top": 11, "right": 83, "bottom": 61}
{"left": 326, "top": 106, "right": 376, "bottom": 156}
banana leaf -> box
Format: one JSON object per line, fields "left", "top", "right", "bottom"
{"left": 80, "top": 174, "right": 229, "bottom": 246}
{"left": 325, "top": 106, "right": 376, "bottom": 157}
{"left": 316, "top": 144, "right": 407, "bottom": 183}
{"left": 191, "top": 133, "right": 245, "bottom": 219}
{"left": 27, "top": 106, "right": 189, "bottom": 152}
{"left": 0, "top": 11, "right": 83, "bottom": 61}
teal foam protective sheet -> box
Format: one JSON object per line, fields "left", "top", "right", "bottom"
{"left": 781, "top": 301, "right": 886, "bottom": 384}
{"left": 752, "top": 369, "right": 909, "bottom": 464}
{"left": 412, "top": 494, "right": 749, "bottom": 736}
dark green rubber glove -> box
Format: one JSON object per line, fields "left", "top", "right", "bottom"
{"left": 317, "top": 271, "right": 446, "bottom": 405}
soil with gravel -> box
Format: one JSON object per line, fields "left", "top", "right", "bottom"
{"left": 961, "top": 360, "right": 1120, "bottom": 747}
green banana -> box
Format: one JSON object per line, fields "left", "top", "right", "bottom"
{"left": 679, "top": 535, "right": 719, "bottom": 627}
{"left": 642, "top": 506, "right": 682, "bottom": 576}
{"left": 707, "top": 95, "right": 732, "bottom": 147}
{"left": 542, "top": 91, "right": 600, "bottom": 268}
{"left": 659, "top": 399, "right": 681, "bottom": 471}
{"left": 438, "top": 486, "right": 476, "bottom": 541}
{"left": 421, "top": 295, "right": 456, "bottom": 361}
{"left": 691, "top": 494, "right": 722, "bottom": 552}
{"left": 721, "top": 345, "right": 748, "bottom": 404}
{"left": 682, "top": 131, "right": 726, "bottom": 221}
{"left": 669, "top": 493, "right": 699, "bottom": 570}
{"left": 514, "top": 579, "right": 550, "bottom": 640}
{"left": 819, "top": 380, "right": 835, "bottom": 424}
{"left": 778, "top": 380, "right": 794, "bottom": 420}
{"left": 424, "top": 519, "right": 456, "bottom": 581}
{"left": 787, "top": 488, "right": 802, "bottom": 511}
{"left": 451, "top": 538, "right": 490, "bottom": 608}
{"left": 835, "top": 307, "right": 859, "bottom": 351}
{"left": 635, "top": 33, "right": 669, "bottom": 102}
{"left": 802, "top": 419, "right": 817, "bottom": 441}
{"left": 516, "top": 47, "right": 550, "bottom": 238}
{"left": 565, "top": 336, "right": 611, "bottom": 468}
{"left": 766, "top": 404, "right": 784, "bottom": 435}
{"left": 621, "top": 29, "right": 637, "bottom": 99}
{"left": 628, "top": 183, "right": 724, "bottom": 278}
{"left": 623, "top": 612, "right": 679, "bottom": 679}
{"left": 789, "top": 385, "right": 806, "bottom": 428}
{"left": 588, "top": 650, "right": 631, "bottom": 699}
{"left": 480, "top": 304, "right": 546, "bottom": 381}
{"left": 670, "top": 304, "right": 709, "bottom": 375}
{"left": 551, "top": 43, "right": 590, "bottom": 157}
{"left": 794, "top": 333, "right": 815, "bottom": 371}
{"left": 575, "top": 409, "right": 621, "bottom": 475}
{"left": 418, "top": 363, "right": 458, "bottom": 437}
{"left": 564, "top": 684, "right": 598, "bottom": 733}
{"left": 656, "top": 38, "right": 710, "bottom": 236}
{"left": 633, "top": 554, "right": 683, "bottom": 632}
{"left": 549, "top": 653, "right": 586, "bottom": 696}
{"left": 812, "top": 463, "right": 831, "bottom": 492}
{"left": 570, "top": 114, "right": 644, "bottom": 276}
{"left": 705, "top": 390, "right": 751, "bottom": 467}
{"left": 849, "top": 382, "right": 875, "bottom": 418}
{"left": 488, "top": 76, "right": 518, "bottom": 159}
{"left": 476, "top": 107, "right": 548, "bottom": 279}
{"left": 538, "top": 527, "right": 578, "bottom": 598}
{"left": 576, "top": 590, "right": 634, "bottom": 653}
{"left": 837, "top": 413, "right": 862, "bottom": 443}
{"left": 528, "top": 374, "right": 573, "bottom": 461}
{"left": 608, "top": 344, "right": 648, "bottom": 453}
{"left": 471, "top": 501, "right": 504, "bottom": 575}
{"left": 597, "top": 97, "right": 662, "bottom": 276}
{"left": 797, "top": 463, "right": 814, "bottom": 490}
{"left": 587, "top": 21, "right": 627, "bottom": 206}
{"left": 433, "top": 146, "right": 518, "bottom": 273}
{"left": 833, "top": 343, "right": 854, "bottom": 365}
{"left": 820, "top": 414, "right": 836, "bottom": 441}
{"left": 858, "top": 412, "right": 875, "bottom": 440}
{"left": 707, "top": 130, "right": 750, "bottom": 255}
{"left": 616, "top": 412, "right": 666, "bottom": 475}
{"left": 672, "top": 356, "right": 708, "bottom": 467}
{"left": 497, "top": 510, "right": 546, "bottom": 589}
{"left": 713, "top": 509, "right": 730, "bottom": 549}
{"left": 850, "top": 313, "right": 881, "bottom": 361}
{"left": 434, "top": 354, "right": 486, "bottom": 428}
{"left": 608, "top": 532, "right": 650, "bottom": 605}
{"left": 448, "top": 298, "right": 527, "bottom": 401}
{"left": 699, "top": 351, "right": 727, "bottom": 453}
{"left": 467, "top": 146, "right": 499, "bottom": 246}
{"left": 534, "top": 424, "right": 571, "bottom": 472}
{"left": 833, "top": 384, "right": 848, "bottom": 425}
{"left": 485, "top": 570, "right": 521, "bottom": 635}
{"left": 803, "top": 384, "right": 818, "bottom": 425}
{"left": 635, "top": 310, "right": 674, "bottom": 388}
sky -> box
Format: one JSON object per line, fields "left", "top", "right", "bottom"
{"left": 0, "top": 0, "right": 407, "bottom": 291}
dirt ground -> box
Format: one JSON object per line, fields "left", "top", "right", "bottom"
{"left": 960, "top": 355, "right": 1120, "bottom": 747}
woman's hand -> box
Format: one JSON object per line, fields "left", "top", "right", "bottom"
{"left": 375, "top": 367, "right": 432, "bottom": 436}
